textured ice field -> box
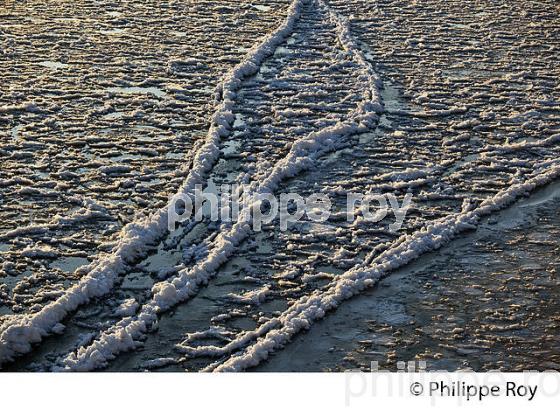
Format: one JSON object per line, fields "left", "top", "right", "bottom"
{"left": 0, "top": 0, "right": 559, "bottom": 371}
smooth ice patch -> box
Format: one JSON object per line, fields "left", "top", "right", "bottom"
{"left": 37, "top": 61, "right": 68, "bottom": 69}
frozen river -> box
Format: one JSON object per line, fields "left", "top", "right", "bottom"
{"left": 1, "top": 0, "right": 559, "bottom": 371}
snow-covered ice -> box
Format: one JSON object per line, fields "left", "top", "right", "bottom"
{"left": 1, "top": 0, "right": 559, "bottom": 372}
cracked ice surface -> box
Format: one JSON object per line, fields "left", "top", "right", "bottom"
{"left": 0, "top": 0, "right": 293, "bottom": 316}
{"left": 1, "top": 0, "right": 559, "bottom": 371}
